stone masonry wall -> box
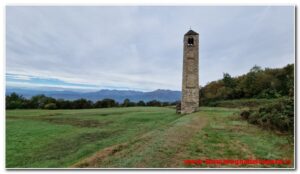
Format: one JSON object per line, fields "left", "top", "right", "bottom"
{"left": 181, "top": 34, "right": 199, "bottom": 114}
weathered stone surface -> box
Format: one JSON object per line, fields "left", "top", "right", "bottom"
{"left": 181, "top": 30, "right": 199, "bottom": 114}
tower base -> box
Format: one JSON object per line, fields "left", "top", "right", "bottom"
{"left": 180, "top": 103, "right": 198, "bottom": 114}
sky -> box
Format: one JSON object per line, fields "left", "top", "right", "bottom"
{"left": 6, "top": 6, "right": 295, "bottom": 92}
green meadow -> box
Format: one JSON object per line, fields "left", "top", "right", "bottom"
{"left": 6, "top": 107, "right": 294, "bottom": 168}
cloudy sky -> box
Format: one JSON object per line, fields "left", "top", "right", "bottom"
{"left": 6, "top": 6, "right": 294, "bottom": 92}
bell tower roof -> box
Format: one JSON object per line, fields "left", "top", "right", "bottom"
{"left": 184, "top": 30, "right": 199, "bottom": 36}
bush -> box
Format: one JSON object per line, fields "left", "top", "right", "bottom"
{"left": 44, "top": 103, "right": 57, "bottom": 110}
{"left": 240, "top": 97, "right": 294, "bottom": 134}
{"left": 240, "top": 109, "right": 251, "bottom": 119}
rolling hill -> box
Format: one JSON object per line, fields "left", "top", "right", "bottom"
{"left": 6, "top": 88, "right": 181, "bottom": 102}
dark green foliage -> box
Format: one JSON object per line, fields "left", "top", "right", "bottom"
{"left": 6, "top": 92, "right": 28, "bottom": 109}
{"left": 200, "top": 64, "right": 294, "bottom": 105}
{"left": 122, "top": 99, "right": 136, "bottom": 107}
{"left": 30, "top": 95, "right": 56, "bottom": 109}
{"left": 171, "top": 100, "right": 181, "bottom": 106}
{"left": 162, "top": 102, "right": 170, "bottom": 106}
{"left": 56, "top": 99, "right": 72, "bottom": 109}
{"left": 137, "top": 100, "right": 146, "bottom": 106}
{"left": 201, "top": 64, "right": 294, "bottom": 135}
{"left": 240, "top": 98, "right": 294, "bottom": 134}
{"left": 146, "top": 100, "right": 162, "bottom": 107}
{"left": 94, "top": 98, "right": 117, "bottom": 108}
{"left": 72, "top": 99, "right": 93, "bottom": 109}
{"left": 6, "top": 93, "right": 175, "bottom": 109}
{"left": 240, "top": 109, "right": 251, "bottom": 119}
{"left": 44, "top": 103, "right": 57, "bottom": 110}
{"left": 223, "top": 73, "right": 236, "bottom": 88}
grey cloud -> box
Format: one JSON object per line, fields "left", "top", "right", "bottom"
{"left": 6, "top": 6, "right": 294, "bottom": 91}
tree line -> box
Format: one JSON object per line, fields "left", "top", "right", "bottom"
{"left": 199, "top": 63, "right": 294, "bottom": 134}
{"left": 199, "top": 64, "right": 294, "bottom": 105}
{"left": 6, "top": 93, "right": 179, "bottom": 110}
{"left": 6, "top": 64, "right": 294, "bottom": 110}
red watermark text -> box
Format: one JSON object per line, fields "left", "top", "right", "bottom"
{"left": 183, "top": 159, "right": 292, "bottom": 166}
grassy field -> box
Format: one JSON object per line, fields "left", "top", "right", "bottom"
{"left": 6, "top": 107, "right": 294, "bottom": 168}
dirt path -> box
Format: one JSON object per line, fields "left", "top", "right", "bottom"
{"left": 70, "top": 107, "right": 294, "bottom": 168}
{"left": 71, "top": 112, "right": 208, "bottom": 168}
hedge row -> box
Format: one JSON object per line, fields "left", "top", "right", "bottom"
{"left": 240, "top": 97, "right": 294, "bottom": 134}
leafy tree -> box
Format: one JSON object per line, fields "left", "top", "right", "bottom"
{"left": 44, "top": 103, "right": 57, "bottom": 110}
{"left": 250, "top": 65, "right": 262, "bottom": 73}
{"left": 122, "top": 99, "right": 130, "bottom": 107}
{"left": 223, "top": 73, "right": 236, "bottom": 88}
{"left": 162, "top": 102, "right": 170, "bottom": 106}
{"left": 199, "top": 64, "right": 294, "bottom": 105}
{"left": 72, "top": 98, "right": 93, "bottom": 109}
{"left": 29, "top": 95, "right": 56, "bottom": 109}
{"left": 122, "top": 98, "right": 135, "bottom": 107}
{"left": 146, "top": 100, "right": 161, "bottom": 107}
{"left": 94, "top": 99, "right": 116, "bottom": 108}
{"left": 6, "top": 92, "right": 28, "bottom": 109}
{"left": 56, "top": 99, "right": 72, "bottom": 109}
{"left": 137, "top": 100, "right": 146, "bottom": 106}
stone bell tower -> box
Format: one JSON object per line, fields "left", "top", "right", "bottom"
{"left": 181, "top": 29, "right": 199, "bottom": 114}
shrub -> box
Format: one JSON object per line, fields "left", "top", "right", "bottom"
{"left": 240, "top": 109, "right": 251, "bottom": 119}
{"left": 44, "top": 103, "right": 57, "bottom": 110}
{"left": 240, "top": 98, "right": 294, "bottom": 134}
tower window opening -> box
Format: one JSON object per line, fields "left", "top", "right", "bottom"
{"left": 187, "top": 37, "right": 194, "bottom": 46}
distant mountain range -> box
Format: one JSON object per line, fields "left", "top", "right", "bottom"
{"left": 6, "top": 88, "right": 181, "bottom": 102}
